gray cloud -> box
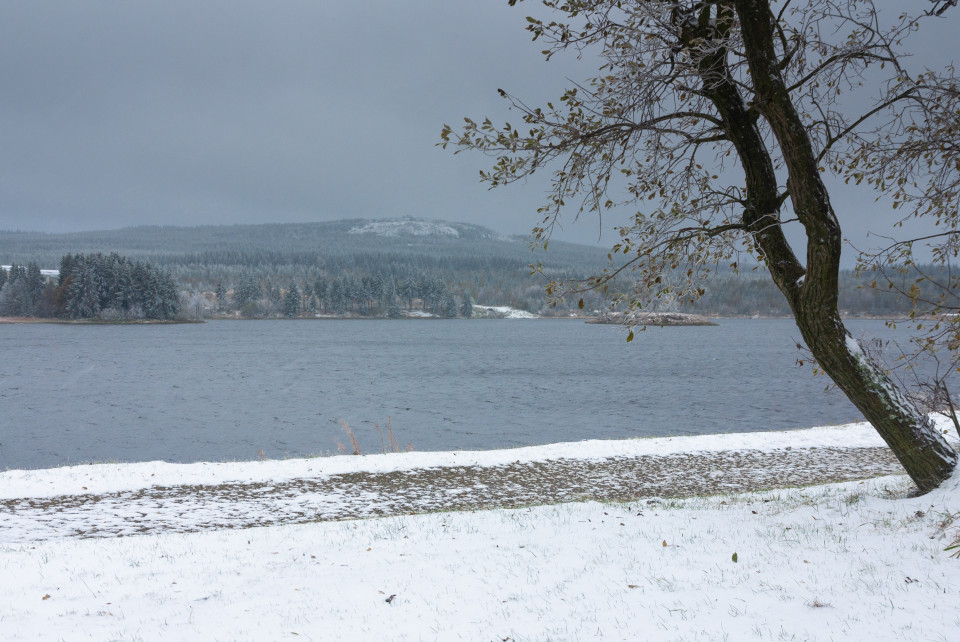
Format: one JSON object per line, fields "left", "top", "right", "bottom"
{"left": 0, "top": 1, "right": 954, "bottom": 259}
{"left": 0, "top": 2, "right": 568, "bottom": 235}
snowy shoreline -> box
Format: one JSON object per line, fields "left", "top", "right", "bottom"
{"left": 0, "top": 421, "right": 919, "bottom": 500}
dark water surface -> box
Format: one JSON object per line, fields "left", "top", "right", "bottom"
{"left": 0, "top": 318, "right": 923, "bottom": 469}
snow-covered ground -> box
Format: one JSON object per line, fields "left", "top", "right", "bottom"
{"left": 473, "top": 304, "right": 539, "bottom": 319}
{"left": 2, "top": 424, "right": 959, "bottom": 641}
{"left": 402, "top": 309, "right": 436, "bottom": 318}
{"left": 400, "top": 305, "right": 538, "bottom": 319}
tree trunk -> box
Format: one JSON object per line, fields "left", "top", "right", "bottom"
{"left": 793, "top": 308, "right": 958, "bottom": 491}
{"left": 692, "top": 0, "right": 959, "bottom": 491}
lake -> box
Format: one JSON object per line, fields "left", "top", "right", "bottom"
{"left": 0, "top": 318, "right": 936, "bottom": 470}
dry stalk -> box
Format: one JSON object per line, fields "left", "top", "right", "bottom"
{"left": 338, "top": 419, "right": 362, "bottom": 456}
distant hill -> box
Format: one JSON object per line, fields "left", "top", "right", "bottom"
{"left": 0, "top": 218, "right": 614, "bottom": 312}
{"left": 0, "top": 218, "right": 605, "bottom": 272}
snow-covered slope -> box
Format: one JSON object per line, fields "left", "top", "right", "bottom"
{"left": 347, "top": 220, "right": 461, "bottom": 238}
{"left": 346, "top": 217, "right": 516, "bottom": 242}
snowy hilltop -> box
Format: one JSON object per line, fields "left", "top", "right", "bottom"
{"left": 347, "top": 219, "right": 461, "bottom": 238}
{"left": 345, "top": 217, "right": 516, "bottom": 242}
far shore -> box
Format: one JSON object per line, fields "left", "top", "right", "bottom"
{"left": 0, "top": 313, "right": 935, "bottom": 325}
{"left": 0, "top": 316, "right": 202, "bottom": 325}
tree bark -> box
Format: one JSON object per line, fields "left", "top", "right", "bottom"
{"left": 793, "top": 306, "right": 958, "bottom": 491}
{"left": 694, "top": 0, "right": 958, "bottom": 491}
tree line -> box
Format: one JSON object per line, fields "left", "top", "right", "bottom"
{"left": 0, "top": 253, "right": 180, "bottom": 320}
{"left": 0, "top": 220, "right": 612, "bottom": 315}
{"left": 2, "top": 220, "right": 938, "bottom": 319}
{"left": 0, "top": 262, "right": 50, "bottom": 317}
{"left": 3, "top": 251, "right": 939, "bottom": 321}
{"left": 220, "top": 272, "right": 477, "bottom": 319}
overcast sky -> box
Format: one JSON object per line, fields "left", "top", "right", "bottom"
{"left": 0, "top": 1, "right": 954, "bottom": 256}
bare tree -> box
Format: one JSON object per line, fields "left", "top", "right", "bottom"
{"left": 442, "top": 0, "right": 959, "bottom": 491}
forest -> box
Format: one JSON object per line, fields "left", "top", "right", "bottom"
{"left": 0, "top": 219, "right": 944, "bottom": 319}
{"left": 0, "top": 253, "right": 180, "bottom": 320}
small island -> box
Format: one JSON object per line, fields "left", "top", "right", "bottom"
{"left": 587, "top": 311, "right": 717, "bottom": 326}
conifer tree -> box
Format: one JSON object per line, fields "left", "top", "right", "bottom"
{"left": 460, "top": 294, "right": 474, "bottom": 319}
{"left": 442, "top": 293, "right": 459, "bottom": 318}
{"left": 283, "top": 282, "right": 301, "bottom": 317}
{"left": 215, "top": 282, "right": 227, "bottom": 311}
{"left": 313, "top": 277, "right": 328, "bottom": 310}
